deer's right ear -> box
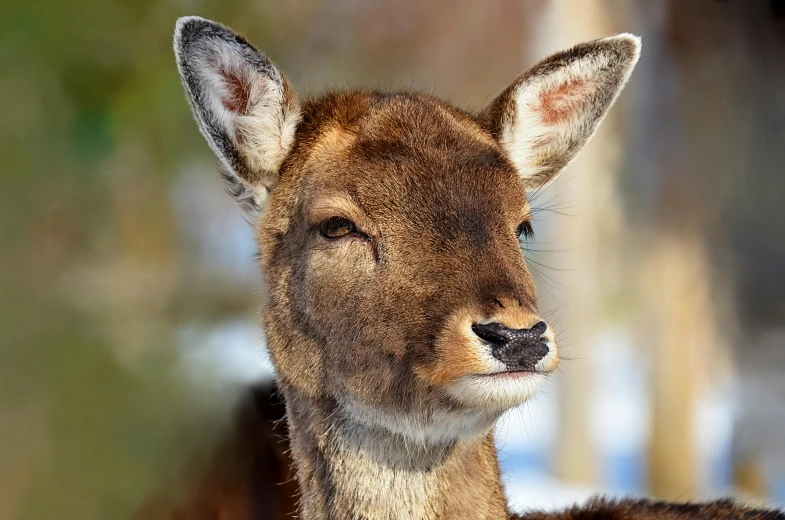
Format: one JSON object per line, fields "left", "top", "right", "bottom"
{"left": 478, "top": 34, "right": 640, "bottom": 192}
{"left": 174, "top": 16, "right": 300, "bottom": 218}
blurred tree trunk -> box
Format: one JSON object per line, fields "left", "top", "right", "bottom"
{"left": 525, "top": 0, "right": 631, "bottom": 487}
{"left": 642, "top": 233, "right": 712, "bottom": 499}
{"left": 639, "top": 0, "right": 763, "bottom": 499}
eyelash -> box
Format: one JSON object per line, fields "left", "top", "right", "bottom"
{"left": 517, "top": 221, "right": 534, "bottom": 240}
{"left": 319, "top": 216, "right": 360, "bottom": 239}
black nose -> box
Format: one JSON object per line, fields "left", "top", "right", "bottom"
{"left": 471, "top": 321, "right": 549, "bottom": 370}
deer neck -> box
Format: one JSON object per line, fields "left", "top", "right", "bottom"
{"left": 283, "top": 389, "right": 510, "bottom": 520}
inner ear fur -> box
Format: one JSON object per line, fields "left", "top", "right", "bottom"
{"left": 174, "top": 16, "right": 300, "bottom": 218}
{"left": 478, "top": 34, "right": 641, "bottom": 191}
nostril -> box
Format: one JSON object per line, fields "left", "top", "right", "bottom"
{"left": 472, "top": 321, "right": 547, "bottom": 344}
{"left": 471, "top": 323, "right": 511, "bottom": 345}
{"left": 532, "top": 321, "right": 548, "bottom": 336}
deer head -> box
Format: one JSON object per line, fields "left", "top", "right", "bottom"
{"left": 175, "top": 16, "right": 640, "bottom": 444}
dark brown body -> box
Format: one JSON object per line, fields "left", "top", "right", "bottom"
{"left": 135, "top": 383, "right": 298, "bottom": 520}
{"left": 518, "top": 497, "right": 785, "bottom": 520}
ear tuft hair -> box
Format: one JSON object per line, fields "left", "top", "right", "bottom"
{"left": 174, "top": 16, "right": 300, "bottom": 219}
{"left": 479, "top": 34, "right": 641, "bottom": 191}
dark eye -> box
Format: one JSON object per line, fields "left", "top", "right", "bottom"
{"left": 516, "top": 221, "right": 534, "bottom": 239}
{"left": 319, "top": 216, "right": 357, "bottom": 239}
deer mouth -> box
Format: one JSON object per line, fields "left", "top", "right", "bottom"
{"left": 436, "top": 329, "right": 559, "bottom": 410}
{"left": 478, "top": 369, "right": 542, "bottom": 378}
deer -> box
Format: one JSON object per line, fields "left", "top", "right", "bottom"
{"left": 169, "top": 16, "right": 785, "bottom": 520}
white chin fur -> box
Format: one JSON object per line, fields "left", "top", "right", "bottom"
{"left": 343, "top": 372, "right": 548, "bottom": 445}
{"left": 344, "top": 397, "right": 500, "bottom": 445}
{"left": 443, "top": 372, "right": 548, "bottom": 410}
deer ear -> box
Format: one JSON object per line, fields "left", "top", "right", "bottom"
{"left": 174, "top": 16, "right": 300, "bottom": 218}
{"left": 478, "top": 34, "right": 641, "bottom": 191}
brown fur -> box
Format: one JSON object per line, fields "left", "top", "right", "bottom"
{"left": 137, "top": 382, "right": 784, "bottom": 520}
{"left": 262, "top": 89, "right": 537, "bottom": 397}
{"left": 169, "top": 17, "right": 785, "bottom": 520}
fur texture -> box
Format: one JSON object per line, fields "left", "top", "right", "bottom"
{"left": 175, "top": 16, "right": 300, "bottom": 218}
{"left": 477, "top": 35, "right": 640, "bottom": 191}
{"left": 516, "top": 497, "right": 785, "bottom": 520}
{"left": 171, "top": 16, "right": 785, "bottom": 520}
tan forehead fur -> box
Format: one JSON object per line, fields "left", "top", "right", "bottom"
{"left": 292, "top": 90, "right": 509, "bottom": 178}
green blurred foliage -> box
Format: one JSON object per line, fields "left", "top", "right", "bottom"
{"left": 0, "top": 1, "right": 260, "bottom": 517}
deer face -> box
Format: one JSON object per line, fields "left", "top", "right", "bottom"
{"left": 175, "top": 17, "right": 640, "bottom": 443}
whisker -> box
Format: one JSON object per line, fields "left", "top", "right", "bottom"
{"left": 525, "top": 257, "right": 576, "bottom": 273}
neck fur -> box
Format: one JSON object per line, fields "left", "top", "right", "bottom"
{"left": 283, "top": 389, "right": 510, "bottom": 520}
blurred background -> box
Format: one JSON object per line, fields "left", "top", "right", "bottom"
{"left": 2, "top": 0, "right": 785, "bottom": 518}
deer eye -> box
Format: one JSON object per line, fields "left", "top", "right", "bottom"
{"left": 516, "top": 221, "right": 534, "bottom": 239}
{"left": 319, "top": 216, "right": 358, "bottom": 239}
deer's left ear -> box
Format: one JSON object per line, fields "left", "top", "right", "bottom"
{"left": 478, "top": 34, "right": 641, "bottom": 190}
{"left": 174, "top": 16, "right": 300, "bottom": 219}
